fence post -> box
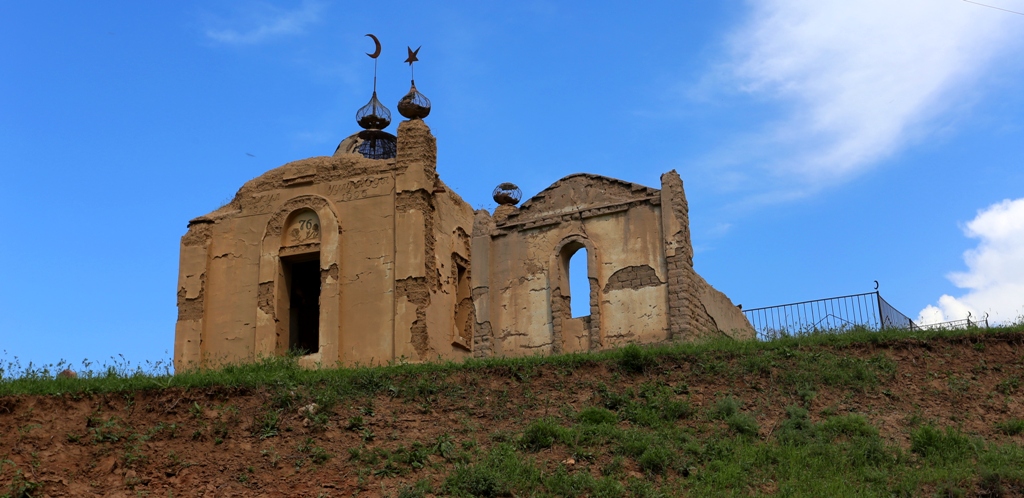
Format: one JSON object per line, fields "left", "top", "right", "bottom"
{"left": 875, "top": 291, "right": 884, "bottom": 330}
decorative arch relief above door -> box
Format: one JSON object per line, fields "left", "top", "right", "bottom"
{"left": 284, "top": 209, "right": 321, "bottom": 246}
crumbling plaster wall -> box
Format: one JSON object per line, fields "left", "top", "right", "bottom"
{"left": 174, "top": 119, "right": 751, "bottom": 371}
{"left": 391, "top": 120, "right": 475, "bottom": 363}
{"left": 658, "top": 171, "right": 753, "bottom": 341}
{"left": 470, "top": 172, "right": 754, "bottom": 360}
{"left": 471, "top": 175, "right": 673, "bottom": 358}
{"left": 174, "top": 119, "right": 476, "bottom": 371}
{"left": 174, "top": 151, "right": 402, "bottom": 370}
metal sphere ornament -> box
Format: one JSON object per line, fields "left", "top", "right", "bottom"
{"left": 492, "top": 183, "right": 522, "bottom": 206}
{"left": 398, "top": 46, "right": 431, "bottom": 120}
{"left": 398, "top": 83, "right": 431, "bottom": 119}
{"left": 356, "top": 92, "right": 391, "bottom": 130}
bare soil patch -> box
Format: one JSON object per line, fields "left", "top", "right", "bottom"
{"left": 2, "top": 333, "right": 1023, "bottom": 497}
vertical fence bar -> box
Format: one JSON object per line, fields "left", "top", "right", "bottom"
{"left": 875, "top": 292, "right": 883, "bottom": 329}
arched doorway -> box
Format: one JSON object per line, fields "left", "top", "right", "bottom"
{"left": 281, "top": 209, "right": 322, "bottom": 355}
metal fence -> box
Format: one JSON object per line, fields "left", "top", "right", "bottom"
{"left": 914, "top": 312, "right": 989, "bottom": 331}
{"left": 741, "top": 291, "right": 987, "bottom": 341}
{"left": 877, "top": 293, "right": 915, "bottom": 330}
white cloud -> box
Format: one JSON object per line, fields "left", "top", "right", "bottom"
{"left": 204, "top": 1, "right": 323, "bottom": 45}
{"left": 710, "top": 222, "right": 733, "bottom": 237}
{"left": 718, "top": 0, "right": 1022, "bottom": 192}
{"left": 918, "top": 198, "right": 1024, "bottom": 325}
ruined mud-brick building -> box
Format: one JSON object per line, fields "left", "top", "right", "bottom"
{"left": 174, "top": 102, "right": 753, "bottom": 370}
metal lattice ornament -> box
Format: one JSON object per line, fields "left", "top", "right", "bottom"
{"left": 356, "top": 92, "right": 391, "bottom": 130}
{"left": 492, "top": 183, "right": 522, "bottom": 205}
{"left": 398, "top": 45, "right": 431, "bottom": 120}
{"left": 398, "top": 82, "right": 431, "bottom": 120}
{"left": 353, "top": 130, "right": 397, "bottom": 160}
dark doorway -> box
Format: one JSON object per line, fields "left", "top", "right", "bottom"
{"left": 285, "top": 257, "right": 320, "bottom": 355}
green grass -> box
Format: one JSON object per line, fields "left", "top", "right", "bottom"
{"left": 3, "top": 323, "right": 1024, "bottom": 497}
{"left": 2, "top": 323, "right": 1020, "bottom": 396}
{"left": 437, "top": 409, "right": 1024, "bottom": 497}
{"left": 996, "top": 418, "right": 1024, "bottom": 436}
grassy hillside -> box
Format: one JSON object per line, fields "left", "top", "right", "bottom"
{"left": 2, "top": 325, "right": 1024, "bottom": 497}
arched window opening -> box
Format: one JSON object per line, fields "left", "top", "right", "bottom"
{"left": 282, "top": 253, "right": 321, "bottom": 355}
{"left": 567, "top": 247, "right": 590, "bottom": 318}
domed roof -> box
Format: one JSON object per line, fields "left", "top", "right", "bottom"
{"left": 334, "top": 129, "right": 397, "bottom": 160}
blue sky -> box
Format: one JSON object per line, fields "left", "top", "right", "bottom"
{"left": 2, "top": 1, "right": 1023, "bottom": 371}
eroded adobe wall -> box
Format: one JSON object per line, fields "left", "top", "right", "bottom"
{"left": 469, "top": 171, "right": 754, "bottom": 361}
{"left": 391, "top": 120, "right": 476, "bottom": 363}
{"left": 174, "top": 222, "right": 211, "bottom": 368}
{"left": 416, "top": 189, "right": 474, "bottom": 361}
{"left": 175, "top": 122, "right": 749, "bottom": 371}
{"left": 471, "top": 174, "right": 672, "bottom": 358}
{"left": 660, "top": 171, "right": 754, "bottom": 341}
{"left": 174, "top": 119, "right": 476, "bottom": 370}
{"left": 174, "top": 145, "right": 403, "bottom": 370}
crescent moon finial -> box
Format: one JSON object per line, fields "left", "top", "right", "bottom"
{"left": 365, "top": 34, "right": 381, "bottom": 59}
{"left": 874, "top": 280, "right": 879, "bottom": 291}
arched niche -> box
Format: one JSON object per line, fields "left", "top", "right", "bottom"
{"left": 549, "top": 235, "right": 601, "bottom": 354}
{"left": 255, "top": 196, "right": 341, "bottom": 368}
{"left": 282, "top": 209, "right": 321, "bottom": 247}
{"left": 451, "top": 252, "right": 473, "bottom": 350}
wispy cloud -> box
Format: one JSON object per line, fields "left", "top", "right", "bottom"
{"left": 708, "top": 0, "right": 1023, "bottom": 199}
{"left": 918, "top": 197, "right": 1024, "bottom": 325}
{"left": 204, "top": 1, "right": 323, "bottom": 45}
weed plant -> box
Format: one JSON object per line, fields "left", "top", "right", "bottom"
{"left": 996, "top": 419, "right": 1024, "bottom": 436}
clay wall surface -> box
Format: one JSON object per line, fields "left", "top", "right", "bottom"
{"left": 469, "top": 172, "right": 755, "bottom": 360}
{"left": 390, "top": 120, "right": 476, "bottom": 363}
{"left": 471, "top": 175, "right": 673, "bottom": 357}
{"left": 175, "top": 120, "right": 751, "bottom": 371}
{"left": 175, "top": 120, "right": 475, "bottom": 371}
{"left": 174, "top": 153, "right": 402, "bottom": 370}
{"left": 657, "top": 171, "right": 754, "bottom": 342}
{"left": 418, "top": 189, "right": 475, "bottom": 360}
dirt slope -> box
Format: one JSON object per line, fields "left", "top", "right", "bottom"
{"left": 2, "top": 334, "right": 1023, "bottom": 497}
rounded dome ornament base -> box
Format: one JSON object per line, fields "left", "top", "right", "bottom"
{"left": 492, "top": 183, "right": 522, "bottom": 206}
{"left": 398, "top": 81, "right": 431, "bottom": 120}
{"left": 335, "top": 129, "right": 397, "bottom": 160}
{"left": 356, "top": 91, "right": 392, "bottom": 130}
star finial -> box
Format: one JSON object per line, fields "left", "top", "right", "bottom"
{"left": 405, "top": 46, "right": 420, "bottom": 65}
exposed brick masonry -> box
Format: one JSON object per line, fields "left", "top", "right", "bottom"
{"left": 396, "top": 276, "right": 430, "bottom": 358}
{"left": 603, "top": 265, "right": 662, "bottom": 293}
{"left": 177, "top": 274, "right": 206, "bottom": 322}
